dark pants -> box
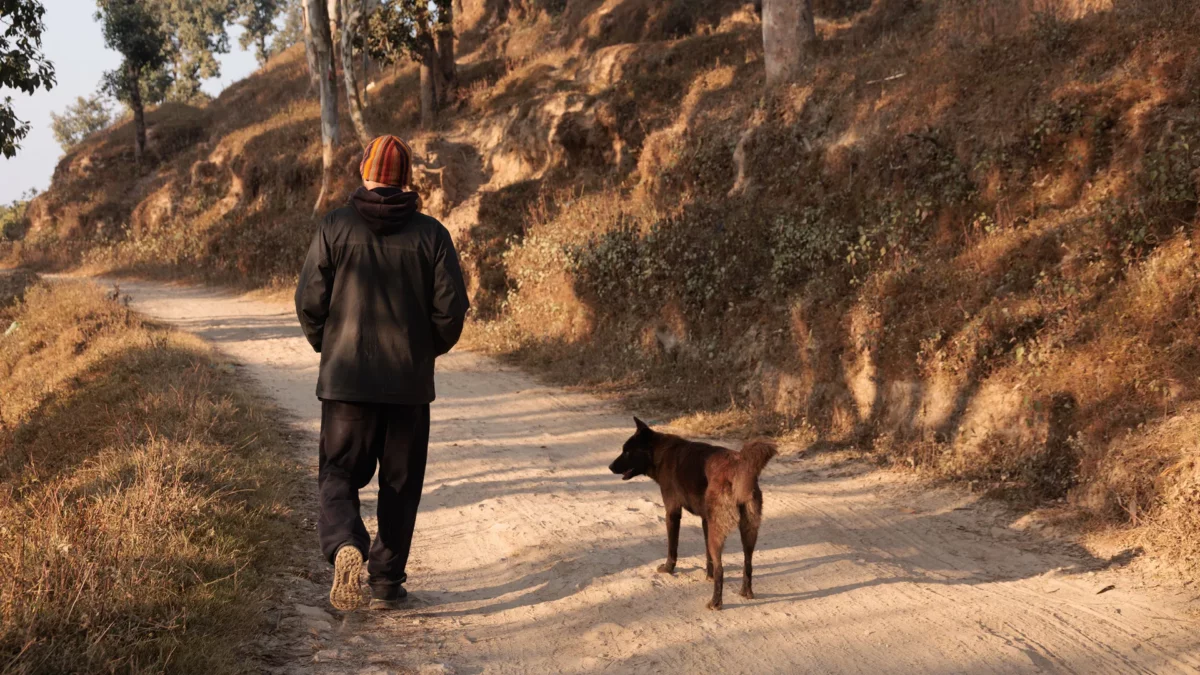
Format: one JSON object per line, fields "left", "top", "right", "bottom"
{"left": 318, "top": 400, "right": 429, "bottom": 597}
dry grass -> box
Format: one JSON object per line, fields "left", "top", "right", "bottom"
{"left": 0, "top": 278, "right": 303, "bottom": 674}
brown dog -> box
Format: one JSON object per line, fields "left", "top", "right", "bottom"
{"left": 609, "top": 418, "right": 777, "bottom": 609}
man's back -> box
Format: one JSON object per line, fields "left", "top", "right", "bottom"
{"left": 295, "top": 186, "right": 469, "bottom": 405}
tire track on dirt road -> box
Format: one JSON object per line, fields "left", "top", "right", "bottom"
{"left": 104, "top": 278, "right": 1200, "bottom": 675}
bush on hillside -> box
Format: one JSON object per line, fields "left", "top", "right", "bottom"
{"left": 0, "top": 190, "right": 36, "bottom": 242}
{"left": 50, "top": 93, "right": 115, "bottom": 153}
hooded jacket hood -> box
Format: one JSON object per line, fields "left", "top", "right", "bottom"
{"left": 349, "top": 186, "right": 420, "bottom": 234}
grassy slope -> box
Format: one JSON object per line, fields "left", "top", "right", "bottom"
{"left": 0, "top": 277, "right": 304, "bottom": 673}
{"left": 6, "top": 0, "right": 1200, "bottom": 568}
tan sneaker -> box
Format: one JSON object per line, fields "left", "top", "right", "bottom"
{"left": 330, "top": 546, "right": 364, "bottom": 611}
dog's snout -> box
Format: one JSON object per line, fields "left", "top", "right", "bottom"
{"left": 608, "top": 456, "right": 626, "bottom": 474}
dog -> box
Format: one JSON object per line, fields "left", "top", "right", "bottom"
{"left": 609, "top": 417, "right": 777, "bottom": 609}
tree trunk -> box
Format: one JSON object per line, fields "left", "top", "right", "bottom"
{"left": 360, "top": 0, "right": 379, "bottom": 107}
{"left": 360, "top": 46, "right": 370, "bottom": 108}
{"left": 340, "top": 0, "right": 371, "bottom": 144}
{"left": 416, "top": 29, "right": 440, "bottom": 129}
{"left": 436, "top": 29, "right": 457, "bottom": 107}
{"left": 762, "top": 0, "right": 816, "bottom": 86}
{"left": 419, "top": 56, "right": 437, "bottom": 129}
{"left": 301, "top": 2, "right": 320, "bottom": 92}
{"left": 327, "top": 0, "right": 340, "bottom": 37}
{"left": 128, "top": 63, "right": 146, "bottom": 166}
{"left": 800, "top": 0, "right": 816, "bottom": 43}
{"left": 360, "top": 0, "right": 371, "bottom": 107}
{"left": 436, "top": 0, "right": 457, "bottom": 108}
{"left": 307, "top": 0, "right": 340, "bottom": 215}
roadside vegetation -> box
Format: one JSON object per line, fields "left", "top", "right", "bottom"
{"left": 2, "top": 0, "right": 1198, "bottom": 570}
{"left": 0, "top": 276, "right": 303, "bottom": 673}
{"left": 0, "top": 193, "right": 36, "bottom": 244}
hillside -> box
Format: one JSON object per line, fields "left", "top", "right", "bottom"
{"left": 6, "top": 0, "right": 1200, "bottom": 569}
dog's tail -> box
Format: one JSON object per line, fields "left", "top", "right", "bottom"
{"left": 733, "top": 439, "right": 777, "bottom": 503}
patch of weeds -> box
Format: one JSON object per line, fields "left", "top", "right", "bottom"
{"left": 1100, "top": 125, "right": 1199, "bottom": 264}
{"left": 1029, "top": 100, "right": 1086, "bottom": 155}
{"left": 1031, "top": 9, "right": 1072, "bottom": 53}
{"left": 844, "top": 197, "right": 941, "bottom": 286}
{"left": 566, "top": 209, "right": 766, "bottom": 317}
{"left": 536, "top": 0, "right": 568, "bottom": 15}
{"left": 769, "top": 206, "right": 849, "bottom": 287}
{"left": 565, "top": 218, "right": 647, "bottom": 311}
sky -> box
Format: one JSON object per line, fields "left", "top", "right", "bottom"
{"left": 0, "top": 0, "right": 261, "bottom": 203}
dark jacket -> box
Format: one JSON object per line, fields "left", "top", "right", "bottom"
{"left": 295, "top": 187, "right": 469, "bottom": 404}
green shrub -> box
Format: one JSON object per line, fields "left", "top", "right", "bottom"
{"left": 769, "top": 207, "right": 848, "bottom": 287}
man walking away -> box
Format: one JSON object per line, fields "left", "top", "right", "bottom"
{"left": 295, "top": 135, "right": 469, "bottom": 611}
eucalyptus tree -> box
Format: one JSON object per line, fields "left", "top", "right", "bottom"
{"left": 97, "top": 0, "right": 170, "bottom": 164}
{"left": 361, "top": 0, "right": 457, "bottom": 128}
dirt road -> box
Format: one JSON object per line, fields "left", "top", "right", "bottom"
{"left": 108, "top": 278, "right": 1199, "bottom": 674}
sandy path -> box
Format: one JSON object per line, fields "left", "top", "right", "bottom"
{"left": 105, "top": 278, "right": 1199, "bottom": 675}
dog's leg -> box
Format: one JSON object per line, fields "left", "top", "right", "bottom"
{"left": 658, "top": 508, "right": 681, "bottom": 574}
{"left": 705, "top": 517, "right": 728, "bottom": 610}
{"left": 737, "top": 499, "right": 761, "bottom": 599}
{"left": 702, "top": 518, "right": 713, "bottom": 580}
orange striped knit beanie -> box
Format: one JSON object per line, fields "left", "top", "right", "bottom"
{"left": 359, "top": 135, "right": 413, "bottom": 188}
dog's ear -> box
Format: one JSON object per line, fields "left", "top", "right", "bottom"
{"left": 634, "top": 417, "right": 649, "bottom": 433}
